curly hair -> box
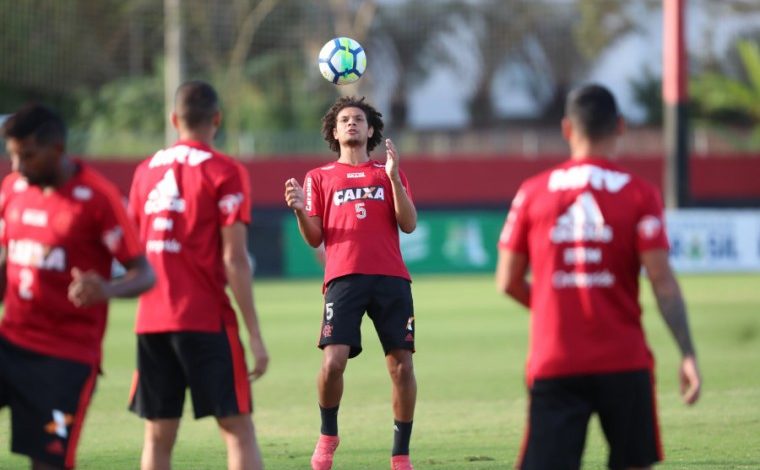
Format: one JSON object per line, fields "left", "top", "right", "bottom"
{"left": 321, "top": 96, "right": 384, "bottom": 154}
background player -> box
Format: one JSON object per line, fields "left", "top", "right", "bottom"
{"left": 127, "top": 80, "right": 268, "bottom": 470}
{"left": 0, "top": 103, "right": 155, "bottom": 469}
{"left": 496, "top": 84, "right": 701, "bottom": 470}
{"left": 284, "top": 96, "right": 417, "bottom": 470}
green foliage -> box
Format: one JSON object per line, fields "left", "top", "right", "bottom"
{"left": 75, "top": 63, "right": 165, "bottom": 157}
{"left": 691, "top": 40, "right": 760, "bottom": 148}
{"left": 629, "top": 68, "right": 663, "bottom": 125}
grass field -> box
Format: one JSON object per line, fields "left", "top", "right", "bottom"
{"left": 1, "top": 274, "right": 759, "bottom": 469}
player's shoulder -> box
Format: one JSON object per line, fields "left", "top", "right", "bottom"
{"left": 306, "top": 161, "right": 339, "bottom": 181}
{"left": 77, "top": 162, "right": 124, "bottom": 201}
{"left": 0, "top": 172, "right": 26, "bottom": 208}
{"left": 519, "top": 165, "right": 555, "bottom": 197}
{"left": 0, "top": 171, "right": 23, "bottom": 194}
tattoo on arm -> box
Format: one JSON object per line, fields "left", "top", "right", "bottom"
{"left": 653, "top": 285, "right": 695, "bottom": 357}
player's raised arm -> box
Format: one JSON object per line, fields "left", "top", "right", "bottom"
{"left": 385, "top": 139, "right": 416, "bottom": 233}
{"left": 285, "top": 177, "right": 323, "bottom": 247}
{"left": 641, "top": 248, "right": 701, "bottom": 405}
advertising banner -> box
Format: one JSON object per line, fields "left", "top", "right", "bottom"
{"left": 282, "top": 209, "right": 760, "bottom": 277}
{"left": 665, "top": 209, "right": 760, "bottom": 273}
{"left": 283, "top": 211, "right": 506, "bottom": 277}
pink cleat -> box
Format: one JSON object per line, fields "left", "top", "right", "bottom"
{"left": 311, "top": 434, "right": 340, "bottom": 470}
{"left": 391, "top": 455, "right": 414, "bottom": 470}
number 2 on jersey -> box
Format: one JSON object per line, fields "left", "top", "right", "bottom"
{"left": 19, "top": 267, "right": 34, "bottom": 300}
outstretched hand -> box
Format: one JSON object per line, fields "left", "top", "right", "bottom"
{"left": 284, "top": 178, "right": 306, "bottom": 211}
{"left": 68, "top": 267, "right": 109, "bottom": 307}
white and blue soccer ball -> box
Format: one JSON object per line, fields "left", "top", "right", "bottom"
{"left": 318, "top": 37, "right": 367, "bottom": 85}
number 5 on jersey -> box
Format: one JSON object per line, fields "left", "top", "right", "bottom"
{"left": 355, "top": 202, "right": 366, "bottom": 219}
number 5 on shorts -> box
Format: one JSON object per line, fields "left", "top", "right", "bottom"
{"left": 325, "top": 302, "right": 334, "bottom": 321}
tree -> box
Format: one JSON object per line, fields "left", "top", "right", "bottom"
{"left": 691, "top": 39, "right": 760, "bottom": 146}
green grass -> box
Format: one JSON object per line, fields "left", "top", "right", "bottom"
{"left": 2, "top": 274, "right": 760, "bottom": 469}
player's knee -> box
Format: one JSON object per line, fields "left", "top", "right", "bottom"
{"left": 218, "top": 415, "right": 255, "bottom": 440}
{"left": 321, "top": 356, "right": 348, "bottom": 378}
{"left": 144, "top": 420, "right": 179, "bottom": 450}
{"left": 388, "top": 358, "right": 415, "bottom": 384}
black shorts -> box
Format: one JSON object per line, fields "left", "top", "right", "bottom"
{"left": 320, "top": 274, "right": 415, "bottom": 358}
{"left": 128, "top": 326, "right": 251, "bottom": 420}
{"left": 517, "top": 369, "right": 662, "bottom": 470}
{"left": 0, "top": 335, "right": 98, "bottom": 469}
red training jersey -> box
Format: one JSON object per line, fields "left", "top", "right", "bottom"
{"left": 129, "top": 140, "right": 251, "bottom": 333}
{"left": 498, "top": 158, "right": 669, "bottom": 382}
{"left": 0, "top": 162, "right": 143, "bottom": 366}
{"left": 304, "top": 160, "right": 412, "bottom": 288}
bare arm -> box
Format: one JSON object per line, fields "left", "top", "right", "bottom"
{"left": 641, "top": 248, "right": 701, "bottom": 405}
{"left": 222, "top": 222, "right": 269, "bottom": 380}
{"left": 68, "top": 255, "right": 155, "bottom": 307}
{"left": 284, "top": 178, "right": 324, "bottom": 247}
{"left": 495, "top": 248, "right": 531, "bottom": 308}
{"left": 385, "top": 139, "right": 417, "bottom": 233}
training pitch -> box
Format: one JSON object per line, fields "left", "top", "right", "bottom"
{"left": 1, "top": 273, "right": 759, "bottom": 469}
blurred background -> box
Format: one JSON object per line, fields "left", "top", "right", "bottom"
{"left": 1, "top": 0, "right": 759, "bottom": 277}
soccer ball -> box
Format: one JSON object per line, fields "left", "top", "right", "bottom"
{"left": 318, "top": 37, "right": 367, "bottom": 85}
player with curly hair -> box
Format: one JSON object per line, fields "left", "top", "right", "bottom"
{"left": 285, "top": 96, "right": 418, "bottom": 470}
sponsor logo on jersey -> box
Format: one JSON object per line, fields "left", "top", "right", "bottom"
{"left": 152, "top": 217, "right": 174, "bottom": 231}
{"left": 72, "top": 185, "right": 93, "bottom": 201}
{"left": 548, "top": 164, "right": 630, "bottom": 193}
{"left": 21, "top": 209, "right": 48, "bottom": 227}
{"left": 146, "top": 239, "right": 182, "bottom": 253}
{"left": 333, "top": 186, "right": 385, "bottom": 206}
{"left": 637, "top": 215, "right": 663, "bottom": 240}
{"left": 305, "top": 177, "right": 313, "bottom": 212}
{"left": 144, "top": 169, "right": 186, "bottom": 215}
{"left": 346, "top": 172, "right": 365, "bottom": 179}
{"left": 148, "top": 145, "right": 212, "bottom": 168}
{"left": 102, "top": 226, "right": 123, "bottom": 254}
{"left": 12, "top": 178, "right": 28, "bottom": 193}
{"left": 550, "top": 191, "right": 612, "bottom": 243}
{"left": 218, "top": 192, "right": 244, "bottom": 215}
{"left": 8, "top": 239, "right": 66, "bottom": 271}
{"left": 563, "top": 247, "right": 602, "bottom": 265}
{"left": 552, "top": 270, "right": 615, "bottom": 288}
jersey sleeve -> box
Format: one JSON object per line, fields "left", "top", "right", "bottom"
{"left": 498, "top": 184, "right": 530, "bottom": 254}
{"left": 304, "top": 170, "right": 323, "bottom": 217}
{"left": 636, "top": 184, "right": 670, "bottom": 253}
{"left": 98, "top": 187, "right": 144, "bottom": 265}
{"left": 215, "top": 162, "right": 252, "bottom": 227}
